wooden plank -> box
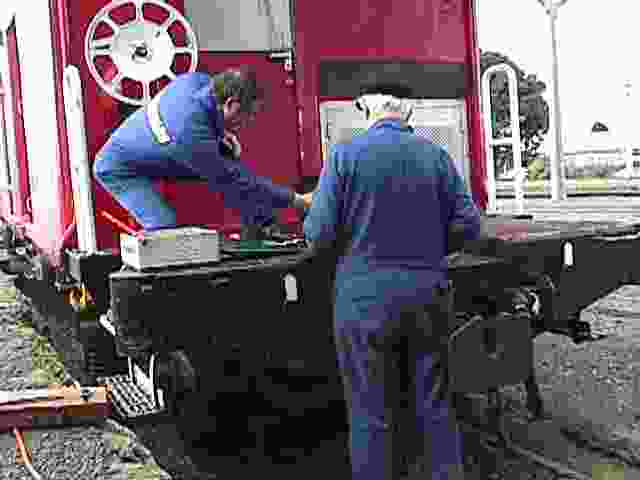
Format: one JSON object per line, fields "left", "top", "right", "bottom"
{"left": 0, "top": 387, "right": 110, "bottom": 431}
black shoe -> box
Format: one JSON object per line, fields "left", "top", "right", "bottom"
{"left": 110, "top": 310, "right": 152, "bottom": 358}
{"left": 114, "top": 332, "right": 152, "bottom": 358}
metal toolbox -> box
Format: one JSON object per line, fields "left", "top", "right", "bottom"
{"left": 120, "top": 227, "right": 220, "bottom": 270}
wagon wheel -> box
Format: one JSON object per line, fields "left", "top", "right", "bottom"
{"left": 84, "top": 0, "right": 199, "bottom": 106}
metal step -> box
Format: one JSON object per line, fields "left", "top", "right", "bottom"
{"left": 99, "top": 374, "right": 165, "bottom": 421}
{"left": 99, "top": 313, "right": 116, "bottom": 336}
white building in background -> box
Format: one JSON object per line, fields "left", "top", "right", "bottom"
{"left": 562, "top": 121, "right": 640, "bottom": 176}
{"left": 564, "top": 148, "right": 625, "bottom": 168}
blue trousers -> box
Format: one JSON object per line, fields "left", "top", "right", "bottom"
{"left": 94, "top": 169, "right": 178, "bottom": 231}
{"left": 94, "top": 146, "right": 277, "bottom": 231}
{"left": 334, "top": 281, "right": 464, "bottom": 480}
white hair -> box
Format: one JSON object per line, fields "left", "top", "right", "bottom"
{"left": 356, "top": 94, "right": 413, "bottom": 128}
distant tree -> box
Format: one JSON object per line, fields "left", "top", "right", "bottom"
{"left": 480, "top": 50, "right": 550, "bottom": 174}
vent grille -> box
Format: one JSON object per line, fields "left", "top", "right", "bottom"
{"left": 320, "top": 100, "right": 468, "bottom": 181}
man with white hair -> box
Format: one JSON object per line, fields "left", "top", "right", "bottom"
{"left": 303, "top": 83, "right": 481, "bottom": 479}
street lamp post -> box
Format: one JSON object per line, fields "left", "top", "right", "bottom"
{"left": 537, "top": 0, "right": 568, "bottom": 201}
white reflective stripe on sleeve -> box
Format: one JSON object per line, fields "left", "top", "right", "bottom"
{"left": 146, "top": 91, "right": 171, "bottom": 144}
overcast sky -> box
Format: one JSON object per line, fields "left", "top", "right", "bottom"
{"left": 478, "top": 0, "right": 639, "bottom": 151}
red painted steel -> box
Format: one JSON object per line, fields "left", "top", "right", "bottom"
{"left": 293, "top": 0, "right": 470, "bottom": 178}
{"left": 3, "top": 0, "right": 486, "bottom": 259}
{"left": 70, "top": 1, "right": 301, "bottom": 245}
{"left": 48, "top": 0, "right": 76, "bottom": 263}
{"left": 5, "top": 21, "right": 31, "bottom": 223}
{"left": 67, "top": 0, "right": 185, "bottom": 250}
{"left": 162, "top": 52, "right": 302, "bottom": 232}
{"left": 463, "top": 0, "right": 488, "bottom": 209}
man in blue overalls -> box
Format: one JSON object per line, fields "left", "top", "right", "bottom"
{"left": 303, "top": 84, "right": 482, "bottom": 479}
{"left": 94, "top": 68, "right": 310, "bottom": 231}
{"left": 93, "top": 69, "right": 311, "bottom": 393}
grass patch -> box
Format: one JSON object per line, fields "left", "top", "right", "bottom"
{"left": 0, "top": 285, "right": 18, "bottom": 304}
{"left": 104, "top": 431, "right": 132, "bottom": 451}
{"left": 499, "top": 178, "right": 640, "bottom": 193}
{"left": 120, "top": 464, "right": 171, "bottom": 479}
{"left": 14, "top": 320, "right": 35, "bottom": 337}
{"left": 30, "top": 334, "right": 66, "bottom": 385}
{"left": 14, "top": 317, "right": 66, "bottom": 386}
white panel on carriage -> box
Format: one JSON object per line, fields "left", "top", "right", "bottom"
{"left": 183, "top": 0, "right": 292, "bottom": 51}
{"left": 0, "top": 92, "right": 11, "bottom": 190}
{"left": 0, "top": 22, "right": 19, "bottom": 203}
{"left": 13, "top": 0, "right": 62, "bottom": 239}
{"left": 0, "top": 67, "right": 9, "bottom": 190}
{"left": 64, "top": 66, "right": 97, "bottom": 254}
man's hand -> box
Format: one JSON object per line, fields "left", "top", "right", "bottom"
{"left": 222, "top": 130, "right": 242, "bottom": 159}
{"left": 301, "top": 192, "right": 313, "bottom": 209}
{"left": 292, "top": 192, "right": 313, "bottom": 213}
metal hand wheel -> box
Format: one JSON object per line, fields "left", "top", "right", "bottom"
{"left": 84, "top": 0, "right": 199, "bottom": 106}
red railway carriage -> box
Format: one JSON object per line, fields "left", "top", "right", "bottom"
{"left": 5, "top": 4, "right": 640, "bottom": 477}
{"left": 0, "top": 0, "right": 498, "bottom": 437}
{"left": 0, "top": 0, "right": 486, "bottom": 268}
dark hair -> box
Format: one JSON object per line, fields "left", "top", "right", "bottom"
{"left": 211, "top": 67, "right": 265, "bottom": 113}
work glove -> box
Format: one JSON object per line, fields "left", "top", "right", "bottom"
{"left": 222, "top": 130, "right": 242, "bottom": 159}
{"left": 291, "top": 192, "right": 313, "bottom": 220}
{"left": 301, "top": 192, "right": 313, "bottom": 209}
{"left": 292, "top": 192, "right": 313, "bottom": 210}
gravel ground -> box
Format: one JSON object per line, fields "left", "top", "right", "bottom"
{"left": 0, "top": 284, "right": 39, "bottom": 391}
{"left": 6, "top": 266, "right": 640, "bottom": 478}
{"left": 0, "top": 276, "right": 175, "bottom": 480}
{"left": 459, "top": 285, "right": 640, "bottom": 479}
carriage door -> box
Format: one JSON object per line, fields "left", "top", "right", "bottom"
{"left": 6, "top": 20, "right": 31, "bottom": 221}
{"left": 166, "top": 0, "right": 301, "bottom": 228}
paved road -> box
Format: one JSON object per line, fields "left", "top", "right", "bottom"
{"left": 495, "top": 197, "right": 640, "bottom": 225}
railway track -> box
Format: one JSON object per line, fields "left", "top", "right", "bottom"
{"left": 23, "top": 291, "right": 640, "bottom": 477}
{"left": 14, "top": 288, "right": 640, "bottom": 479}
{"left": 12, "top": 197, "right": 640, "bottom": 478}
{"left": 117, "top": 388, "right": 637, "bottom": 480}
{"left": 459, "top": 416, "right": 602, "bottom": 479}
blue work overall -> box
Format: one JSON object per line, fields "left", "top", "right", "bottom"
{"left": 304, "top": 119, "right": 481, "bottom": 479}
{"left": 93, "top": 72, "right": 295, "bottom": 230}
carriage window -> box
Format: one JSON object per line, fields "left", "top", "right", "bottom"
{"left": 183, "top": 0, "right": 292, "bottom": 51}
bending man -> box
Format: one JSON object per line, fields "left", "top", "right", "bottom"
{"left": 94, "top": 68, "right": 309, "bottom": 231}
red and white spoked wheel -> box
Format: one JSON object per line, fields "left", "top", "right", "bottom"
{"left": 84, "top": 0, "right": 199, "bottom": 106}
